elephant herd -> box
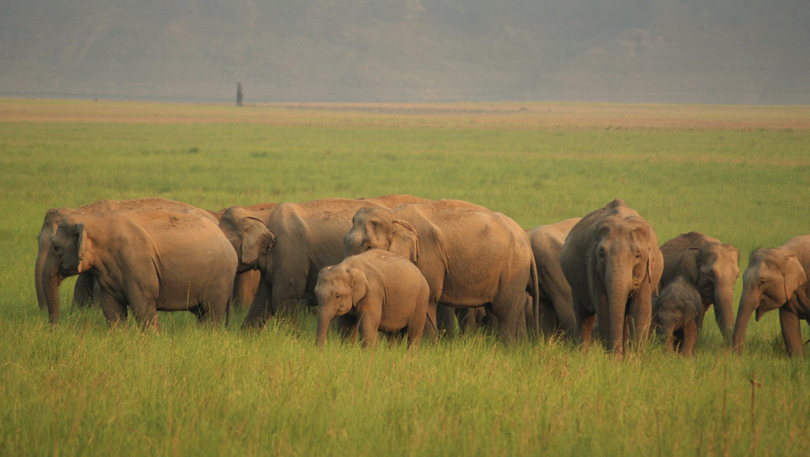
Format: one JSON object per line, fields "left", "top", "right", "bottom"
{"left": 35, "top": 196, "right": 810, "bottom": 357}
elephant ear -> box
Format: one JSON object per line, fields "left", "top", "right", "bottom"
{"left": 75, "top": 223, "right": 90, "bottom": 273}
{"left": 349, "top": 268, "right": 369, "bottom": 306}
{"left": 783, "top": 255, "right": 807, "bottom": 302}
{"left": 390, "top": 220, "right": 419, "bottom": 263}
{"left": 680, "top": 248, "right": 700, "bottom": 284}
{"left": 241, "top": 218, "right": 275, "bottom": 266}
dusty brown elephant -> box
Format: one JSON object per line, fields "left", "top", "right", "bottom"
{"left": 343, "top": 199, "right": 539, "bottom": 344}
{"left": 35, "top": 198, "right": 218, "bottom": 312}
{"left": 526, "top": 218, "right": 581, "bottom": 338}
{"left": 560, "top": 199, "right": 663, "bottom": 355}
{"left": 213, "top": 202, "right": 278, "bottom": 307}
{"left": 652, "top": 276, "right": 704, "bottom": 356}
{"left": 41, "top": 209, "right": 238, "bottom": 328}
{"left": 732, "top": 235, "right": 810, "bottom": 357}
{"left": 315, "top": 250, "right": 430, "bottom": 348}
{"left": 218, "top": 195, "right": 429, "bottom": 330}
{"left": 659, "top": 232, "right": 740, "bottom": 342}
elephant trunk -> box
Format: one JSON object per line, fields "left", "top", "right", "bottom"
{"left": 41, "top": 250, "right": 63, "bottom": 324}
{"left": 713, "top": 285, "right": 735, "bottom": 343}
{"left": 316, "top": 306, "right": 336, "bottom": 346}
{"left": 731, "top": 284, "right": 758, "bottom": 354}
{"left": 35, "top": 240, "right": 49, "bottom": 310}
{"left": 605, "top": 266, "right": 633, "bottom": 356}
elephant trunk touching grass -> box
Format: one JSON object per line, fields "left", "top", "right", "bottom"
{"left": 731, "top": 236, "right": 810, "bottom": 357}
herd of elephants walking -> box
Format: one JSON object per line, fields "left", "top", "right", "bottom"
{"left": 35, "top": 195, "right": 810, "bottom": 357}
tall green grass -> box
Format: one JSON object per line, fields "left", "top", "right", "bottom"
{"left": 1, "top": 100, "right": 808, "bottom": 456}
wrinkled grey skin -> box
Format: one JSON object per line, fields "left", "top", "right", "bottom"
{"left": 732, "top": 235, "right": 810, "bottom": 357}
{"left": 660, "top": 232, "right": 740, "bottom": 342}
{"left": 344, "top": 199, "right": 539, "bottom": 345}
{"left": 35, "top": 198, "right": 218, "bottom": 313}
{"left": 560, "top": 199, "right": 664, "bottom": 356}
{"left": 315, "top": 250, "right": 430, "bottom": 348}
{"left": 652, "top": 276, "right": 704, "bottom": 356}
{"left": 218, "top": 195, "right": 429, "bottom": 330}
{"left": 525, "top": 218, "right": 581, "bottom": 339}
{"left": 41, "top": 210, "right": 237, "bottom": 329}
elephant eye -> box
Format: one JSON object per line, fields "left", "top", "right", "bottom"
{"left": 52, "top": 245, "right": 62, "bottom": 254}
{"left": 365, "top": 245, "right": 373, "bottom": 251}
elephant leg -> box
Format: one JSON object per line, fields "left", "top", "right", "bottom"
{"left": 99, "top": 291, "right": 128, "bottom": 327}
{"left": 270, "top": 273, "right": 308, "bottom": 318}
{"left": 357, "top": 312, "right": 380, "bottom": 348}
{"left": 680, "top": 320, "right": 698, "bottom": 356}
{"left": 779, "top": 308, "right": 804, "bottom": 357}
{"left": 127, "top": 289, "right": 159, "bottom": 331}
{"left": 242, "top": 278, "right": 272, "bottom": 330}
{"left": 436, "top": 304, "right": 456, "bottom": 337}
{"left": 234, "top": 270, "right": 262, "bottom": 307}
{"left": 72, "top": 272, "right": 96, "bottom": 307}
{"left": 334, "top": 314, "right": 358, "bottom": 343}
{"left": 627, "top": 288, "right": 652, "bottom": 349}
{"left": 422, "top": 302, "right": 440, "bottom": 343}
{"left": 407, "top": 306, "right": 427, "bottom": 348}
{"left": 576, "top": 311, "right": 595, "bottom": 351}
{"left": 536, "top": 297, "right": 560, "bottom": 337}
{"left": 456, "top": 308, "right": 478, "bottom": 335}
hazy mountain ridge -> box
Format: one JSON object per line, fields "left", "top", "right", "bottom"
{"left": 1, "top": 0, "right": 808, "bottom": 104}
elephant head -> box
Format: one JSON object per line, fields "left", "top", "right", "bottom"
{"left": 218, "top": 207, "right": 275, "bottom": 273}
{"left": 41, "top": 215, "right": 92, "bottom": 324}
{"left": 344, "top": 208, "right": 419, "bottom": 262}
{"left": 653, "top": 277, "right": 703, "bottom": 353}
{"left": 732, "top": 249, "right": 807, "bottom": 353}
{"left": 35, "top": 208, "right": 67, "bottom": 310}
{"left": 592, "top": 213, "right": 660, "bottom": 353}
{"left": 314, "top": 265, "right": 369, "bottom": 345}
{"left": 680, "top": 243, "right": 740, "bottom": 339}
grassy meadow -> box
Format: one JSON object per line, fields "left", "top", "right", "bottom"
{"left": 1, "top": 98, "right": 809, "bottom": 456}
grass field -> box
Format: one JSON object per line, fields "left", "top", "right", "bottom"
{"left": 1, "top": 98, "right": 809, "bottom": 456}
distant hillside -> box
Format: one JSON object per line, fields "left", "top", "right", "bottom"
{"left": 1, "top": 0, "right": 808, "bottom": 104}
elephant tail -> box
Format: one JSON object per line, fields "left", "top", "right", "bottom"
{"left": 225, "top": 298, "right": 231, "bottom": 328}
{"left": 530, "top": 256, "right": 541, "bottom": 335}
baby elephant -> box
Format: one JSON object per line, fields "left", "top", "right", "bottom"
{"left": 315, "top": 250, "right": 430, "bottom": 348}
{"left": 652, "top": 276, "right": 705, "bottom": 356}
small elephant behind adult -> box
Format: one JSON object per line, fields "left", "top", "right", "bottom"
{"left": 41, "top": 209, "right": 238, "bottom": 329}
{"left": 212, "top": 202, "right": 277, "bottom": 308}
{"left": 218, "top": 195, "right": 429, "bottom": 330}
{"left": 732, "top": 235, "right": 810, "bottom": 357}
{"left": 315, "top": 250, "right": 430, "bottom": 348}
{"left": 35, "top": 198, "right": 218, "bottom": 314}
{"left": 526, "top": 218, "right": 581, "bottom": 339}
{"left": 652, "top": 276, "right": 704, "bottom": 356}
{"left": 344, "top": 199, "right": 539, "bottom": 345}
{"left": 560, "top": 199, "right": 663, "bottom": 356}
{"left": 659, "top": 232, "right": 740, "bottom": 341}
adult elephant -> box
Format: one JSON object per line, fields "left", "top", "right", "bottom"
{"left": 560, "top": 199, "right": 663, "bottom": 355}
{"left": 732, "top": 235, "right": 810, "bottom": 357}
{"left": 343, "top": 199, "right": 539, "bottom": 344}
{"left": 659, "top": 232, "right": 740, "bottom": 341}
{"left": 219, "top": 195, "right": 428, "bottom": 330}
{"left": 526, "top": 218, "right": 581, "bottom": 338}
{"left": 41, "top": 209, "right": 237, "bottom": 328}
{"left": 35, "top": 198, "right": 217, "bottom": 312}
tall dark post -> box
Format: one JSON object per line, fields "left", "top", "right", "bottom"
{"left": 236, "top": 82, "right": 243, "bottom": 106}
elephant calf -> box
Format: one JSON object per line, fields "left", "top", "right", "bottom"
{"left": 652, "top": 277, "right": 704, "bottom": 356}
{"left": 315, "top": 250, "right": 430, "bottom": 348}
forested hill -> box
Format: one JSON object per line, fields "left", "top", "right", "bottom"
{"left": 2, "top": 0, "right": 808, "bottom": 104}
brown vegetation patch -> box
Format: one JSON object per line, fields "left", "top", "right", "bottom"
{"left": 2, "top": 98, "right": 809, "bottom": 132}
